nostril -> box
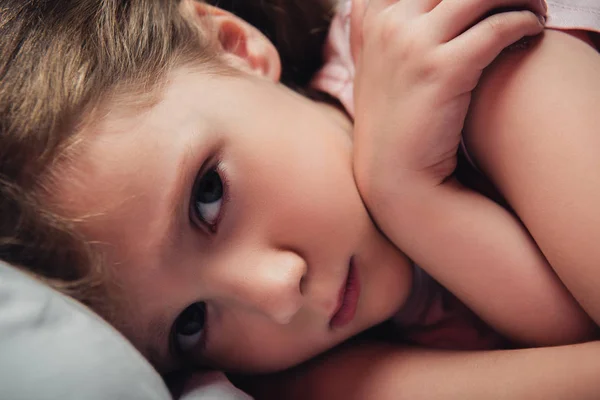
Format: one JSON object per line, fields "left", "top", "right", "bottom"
{"left": 299, "top": 273, "right": 307, "bottom": 295}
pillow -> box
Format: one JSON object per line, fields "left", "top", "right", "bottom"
{"left": 179, "top": 372, "right": 253, "bottom": 400}
{"left": 0, "top": 261, "right": 172, "bottom": 400}
{"left": 0, "top": 261, "right": 254, "bottom": 400}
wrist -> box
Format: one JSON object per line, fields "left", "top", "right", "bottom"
{"left": 354, "top": 160, "right": 445, "bottom": 215}
{"left": 353, "top": 146, "right": 457, "bottom": 201}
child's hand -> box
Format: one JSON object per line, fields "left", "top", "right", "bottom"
{"left": 351, "top": 0, "right": 546, "bottom": 199}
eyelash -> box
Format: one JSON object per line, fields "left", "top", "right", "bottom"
{"left": 169, "top": 304, "right": 210, "bottom": 367}
{"left": 170, "top": 159, "right": 229, "bottom": 367}
{"left": 190, "top": 159, "right": 229, "bottom": 233}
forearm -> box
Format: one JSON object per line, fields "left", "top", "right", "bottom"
{"left": 251, "top": 340, "right": 600, "bottom": 400}
{"left": 367, "top": 177, "right": 593, "bottom": 345}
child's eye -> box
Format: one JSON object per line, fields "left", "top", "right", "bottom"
{"left": 191, "top": 167, "right": 224, "bottom": 230}
{"left": 171, "top": 302, "right": 207, "bottom": 355}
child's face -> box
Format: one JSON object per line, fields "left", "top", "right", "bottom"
{"left": 58, "top": 67, "right": 413, "bottom": 373}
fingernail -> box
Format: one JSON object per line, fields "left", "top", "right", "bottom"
{"left": 538, "top": 14, "right": 547, "bottom": 25}
{"left": 539, "top": 0, "right": 548, "bottom": 14}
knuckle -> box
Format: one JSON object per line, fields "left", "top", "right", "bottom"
{"left": 418, "top": 54, "right": 443, "bottom": 83}
{"left": 371, "top": 17, "right": 427, "bottom": 61}
{"left": 378, "top": 15, "right": 404, "bottom": 44}
{"left": 420, "top": 50, "right": 452, "bottom": 84}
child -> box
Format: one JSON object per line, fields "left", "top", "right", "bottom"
{"left": 1, "top": 1, "right": 600, "bottom": 398}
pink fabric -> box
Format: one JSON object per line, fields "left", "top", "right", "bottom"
{"left": 547, "top": 0, "right": 600, "bottom": 32}
{"left": 392, "top": 266, "right": 505, "bottom": 350}
{"left": 312, "top": 0, "right": 600, "bottom": 350}
{"left": 400, "top": 292, "right": 504, "bottom": 350}
{"left": 311, "top": 0, "right": 356, "bottom": 116}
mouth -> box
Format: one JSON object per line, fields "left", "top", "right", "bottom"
{"left": 329, "top": 257, "right": 360, "bottom": 330}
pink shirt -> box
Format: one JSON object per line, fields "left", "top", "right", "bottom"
{"left": 312, "top": 0, "right": 600, "bottom": 350}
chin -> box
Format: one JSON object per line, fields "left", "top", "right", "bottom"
{"left": 362, "top": 277, "right": 411, "bottom": 330}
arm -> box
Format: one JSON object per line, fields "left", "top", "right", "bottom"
{"left": 352, "top": 0, "right": 594, "bottom": 344}
{"left": 247, "top": 340, "right": 600, "bottom": 400}
{"left": 371, "top": 177, "right": 594, "bottom": 345}
{"left": 464, "top": 28, "right": 600, "bottom": 327}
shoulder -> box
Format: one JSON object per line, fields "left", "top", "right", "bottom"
{"left": 463, "top": 29, "right": 600, "bottom": 175}
{"left": 470, "top": 28, "right": 598, "bottom": 114}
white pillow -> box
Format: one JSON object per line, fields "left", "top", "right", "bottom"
{"left": 0, "top": 261, "right": 254, "bottom": 400}
{"left": 0, "top": 261, "right": 172, "bottom": 400}
{"left": 180, "top": 372, "right": 253, "bottom": 400}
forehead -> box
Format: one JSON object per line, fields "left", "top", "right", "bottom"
{"left": 57, "top": 72, "right": 204, "bottom": 246}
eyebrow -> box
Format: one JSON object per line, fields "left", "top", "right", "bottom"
{"left": 164, "top": 142, "right": 197, "bottom": 250}
{"left": 147, "top": 135, "right": 206, "bottom": 372}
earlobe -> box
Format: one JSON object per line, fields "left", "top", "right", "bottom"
{"left": 187, "top": 1, "right": 281, "bottom": 82}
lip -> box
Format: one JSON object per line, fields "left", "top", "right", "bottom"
{"left": 329, "top": 257, "right": 360, "bottom": 329}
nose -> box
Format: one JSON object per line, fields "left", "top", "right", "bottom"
{"left": 229, "top": 249, "right": 307, "bottom": 324}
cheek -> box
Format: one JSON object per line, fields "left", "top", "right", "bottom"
{"left": 266, "top": 134, "right": 357, "bottom": 215}
{"left": 209, "top": 312, "right": 330, "bottom": 373}
{"left": 230, "top": 130, "right": 363, "bottom": 233}
{"left": 236, "top": 112, "right": 354, "bottom": 198}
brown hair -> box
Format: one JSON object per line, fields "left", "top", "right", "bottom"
{"left": 0, "top": 0, "right": 332, "bottom": 311}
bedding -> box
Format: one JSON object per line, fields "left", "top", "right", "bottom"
{"left": 0, "top": 261, "right": 252, "bottom": 399}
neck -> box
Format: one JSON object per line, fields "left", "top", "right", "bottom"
{"left": 315, "top": 97, "right": 354, "bottom": 137}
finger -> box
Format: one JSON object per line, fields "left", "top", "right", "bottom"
{"left": 366, "top": 0, "right": 396, "bottom": 14}
{"left": 369, "top": 0, "right": 440, "bottom": 17}
{"left": 389, "top": 0, "right": 442, "bottom": 14}
{"left": 350, "top": 0, "right": 367, "bottom": 63}
{"left": 414, "top": 0, "right": 443, "bottom": 13}
{"left": 446, "top": 10, "right": 544, "bottom": 71}
{"left": 431, "top": 0, "right": 547, "bottom": 42}
{"left": 355, "top": 0, "right": 431, "bottom": 63}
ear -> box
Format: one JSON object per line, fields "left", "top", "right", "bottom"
{"left": 187, "top": 1, "right": 282, "bottom": 82}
